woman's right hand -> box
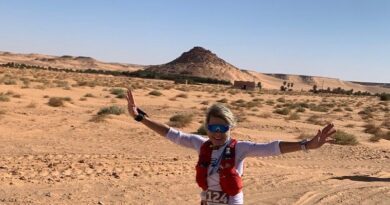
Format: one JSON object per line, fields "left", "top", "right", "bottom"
{"left": 126, "top": 89, "right": 139, "bottom": 118}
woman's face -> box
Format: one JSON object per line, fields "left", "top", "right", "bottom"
{"left": 207, "top": 116, "right": 232, "bottom": 146}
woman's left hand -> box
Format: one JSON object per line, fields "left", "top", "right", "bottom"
{"left": 307, "top": 123, "right": 336, "bottom": 149}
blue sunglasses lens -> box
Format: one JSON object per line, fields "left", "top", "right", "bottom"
{"left": 207, "top": 124, "right": 230, "bottom": 133}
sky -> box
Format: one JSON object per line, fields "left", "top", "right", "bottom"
{"left": 0, "top": 0, "right": 389, "bottom": 83}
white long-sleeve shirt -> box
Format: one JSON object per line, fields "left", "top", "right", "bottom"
{"left": 165, "top": 128, "right": 282, "bottom": 205}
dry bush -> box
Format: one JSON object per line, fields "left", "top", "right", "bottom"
{"left": 97, "top": 105, "right": 125, "bottom": 116}
{"left": 47, "top": 97, "right": 71, "bottom": 107}
{"left": 273, "top": 108, "right": 290, "bottom": 115}
{"left": 276, "top": 97, "right": 286, "bottom": 103}
{"left": 0, "top": 109, "right": 6, "bottom": 115}
{"left": 217, "top": 98, "right": 228, "bottom": 103}
{"left": 345, "top": 124, "right": 355, "bottom": 128}
{"left": 84, "top": 93, "right": 95, "bottom": 98}
{"left": 306, "top": 114, "right": 328, "bottom": 125}
{"left": 333, "top": 130, "right": 358, "bottom": 145}
{"left": 149, "top": 90, "right": 163, "bottom": 96}
{"left": 200, "top": 101, "right": 209, "bottom": 105}
{"left": 110, "top": 88, "right": 126, "bottom": 98}
{"left": 196, "top": 124, "right": 207, "bottom": 135}
{"left": 296, "top": 107, "right": 306, "bottom": 112}
{"left": 344, "top": 107, "right": 353, "bottom": 112}
{"left": 309, "top": 104, "right": 329, "bottom": 112}
{"left": 0, "top": 93, "right": 10, "bottom": 102}
{"left": 176, "top": 93, "right": 188, "bottom": 98}
{"left": 79, "top": 97, "right": 87, "bottom": 101}
{"left": 48, "top": 97, "right": 64, "bottom": 107}
{"left": 266, "top": 100, "right": 275, "bottom": 106}
{"left": 363, "top": 123, "right": 381, "bottom": 134}
{"left": 333, "top": 108, "right": 343, "bottom": 112}
{"left": 258, "top": 112, "right": 271, "bottom": 118}
{"left": 168, "top": 114, "right": 193, "bottom": 128}
{"left": 286, "top": 112, "right": 300, "bottom": 120}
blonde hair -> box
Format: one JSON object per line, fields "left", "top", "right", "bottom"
{"left": 205, "top": 103, "right": 236, "bottom": 127}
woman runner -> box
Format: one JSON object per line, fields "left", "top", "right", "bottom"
{"left": 126, "top": 89, "right": 336, "bottom": 205}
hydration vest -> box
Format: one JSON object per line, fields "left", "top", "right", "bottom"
{"left": 195, "top": 139, "right": 243, "bottom": 196}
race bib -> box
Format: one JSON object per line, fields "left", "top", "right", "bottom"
{"left": 202, "top": 190, "right": 229, "bottom": 205}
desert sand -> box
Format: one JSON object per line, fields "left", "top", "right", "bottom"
{"left": 0, "top": 67, "right": 389, "bottom": 204}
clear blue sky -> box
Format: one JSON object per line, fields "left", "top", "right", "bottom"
{"left": 0, "top": 0, "right": 389, "bottom": 83}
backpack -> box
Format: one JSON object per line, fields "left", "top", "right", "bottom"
{"left": 195, "top": 139, "right": 243, "bottom": 196}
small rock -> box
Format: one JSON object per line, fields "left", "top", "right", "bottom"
{"left": 98, "top": 201, "right": 104, "bottom": 205}
{"left": 78, "top": 159, "right": 85, "bottom": 163}
{"left": 133, "top": 173, "right": 138, "bottom": 177}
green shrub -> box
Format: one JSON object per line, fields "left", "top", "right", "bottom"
{"left": 333, "top": 130, "right": 358, "bottom": 145}
{"left": 168, "top": 114, "right": 193, "bottom": 128}
{"left": 148, "top": 90, "right": 162, "bottom": 96}
{"left": 97, "top": 105, "right": 125, "bottom": 115}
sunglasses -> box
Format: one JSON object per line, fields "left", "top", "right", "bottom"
{"left": 207, "top": 124, "right": 231, "bottom": 133}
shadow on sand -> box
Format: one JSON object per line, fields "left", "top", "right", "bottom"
{"left": 331, "top": 175, "right": 390, "bottom": 182}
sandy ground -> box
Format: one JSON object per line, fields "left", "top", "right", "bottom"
{"left": 0, "top": 67, "right": 389, "bottom": 205}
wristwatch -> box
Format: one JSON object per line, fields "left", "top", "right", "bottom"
{"left": 134, "top": 108, "right": 148, "bottom": 122}
{"left": 299, "top": 139, "right": 309, "bottom": 153}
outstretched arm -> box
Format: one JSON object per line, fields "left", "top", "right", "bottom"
{"left": 279, "top": 123, "right": 336, "bottom": 154}
{"left": 126, "top": 89, "right": 170, "bottom": 137}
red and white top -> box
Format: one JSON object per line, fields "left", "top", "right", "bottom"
{"left": 166, "top": 128, "right": 281, "bottom": 205}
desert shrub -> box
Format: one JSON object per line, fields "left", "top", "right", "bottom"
{"left": 344, "top": 107, "right": 353, "bottom": 112}
{"left": 217, "top": 98, "right": 228, "bottom": 103}
{"left": 200, "top": 101, "right": 209, "bottom": 105}
{"left": 333, "top": 108, "right": 343, "bottom": 112}
{"left": 79, "top": 97, "right": 87, "bottom": 101}
{"left": 196, "top": 124, "right": 207, "bottom": 135}
{"left": 287, "top": 112, "right": 300, "bottom": 120}
{"left": 276, "top": 97, "right": 286, "bottom": 103}
{"left": 84, "top": 93, "right": 95, "bottom": 98}
{"left": 306, "top": 114, "right": 328, "bottom": 125}
{"left": 265, "top": 100, "right": 275, "bottom": 106}
{"left": 110, "top": 88, "right": 126, "bottom": 98}
{"left": 0, "top": 110, "right": 6, "bottom": 115}
{"left": 258, "top": 112, "right": 271, "bottom": 118}
{"left": 26, "top": 102, "right": 36, "bottom": 108}
{"left": 0, "top": 93, "right": 10, "bottom": 102}
{"left": 168, "top": 114, "right": 193, "bottom": 128}
{"left": 363, "top": 123, "right": 381, "bottom": 134}
{"left": 333, "top": 130, "right": 358, "bottom": 145}
{"left": 273, "top": 108, "right": 290, "bottom": 115}
{"left": 382, "top": 118, "right": 390, "bottom": 129}
{"left": 148, "top": 90, "right": 162, "bottom": 96}
{"left": 345, "top": 124, "right": 355, "bottom": 128}
{"left": 309, "top": 104, "right": 329, "bottom": 112}
{"left": 176, "top": 93, "right": 188, "bottom": 98}
{"left": 97, "top": 105, "right": 125, "bottom": 115}
{"left": 379, "top": 93, "right": 390, "bottom": 101}
{"left": 296, "top": 107, "right": 306, "bottom": 113}
{"left": 48, "top": 97, "right": 64, "bottom": 107}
